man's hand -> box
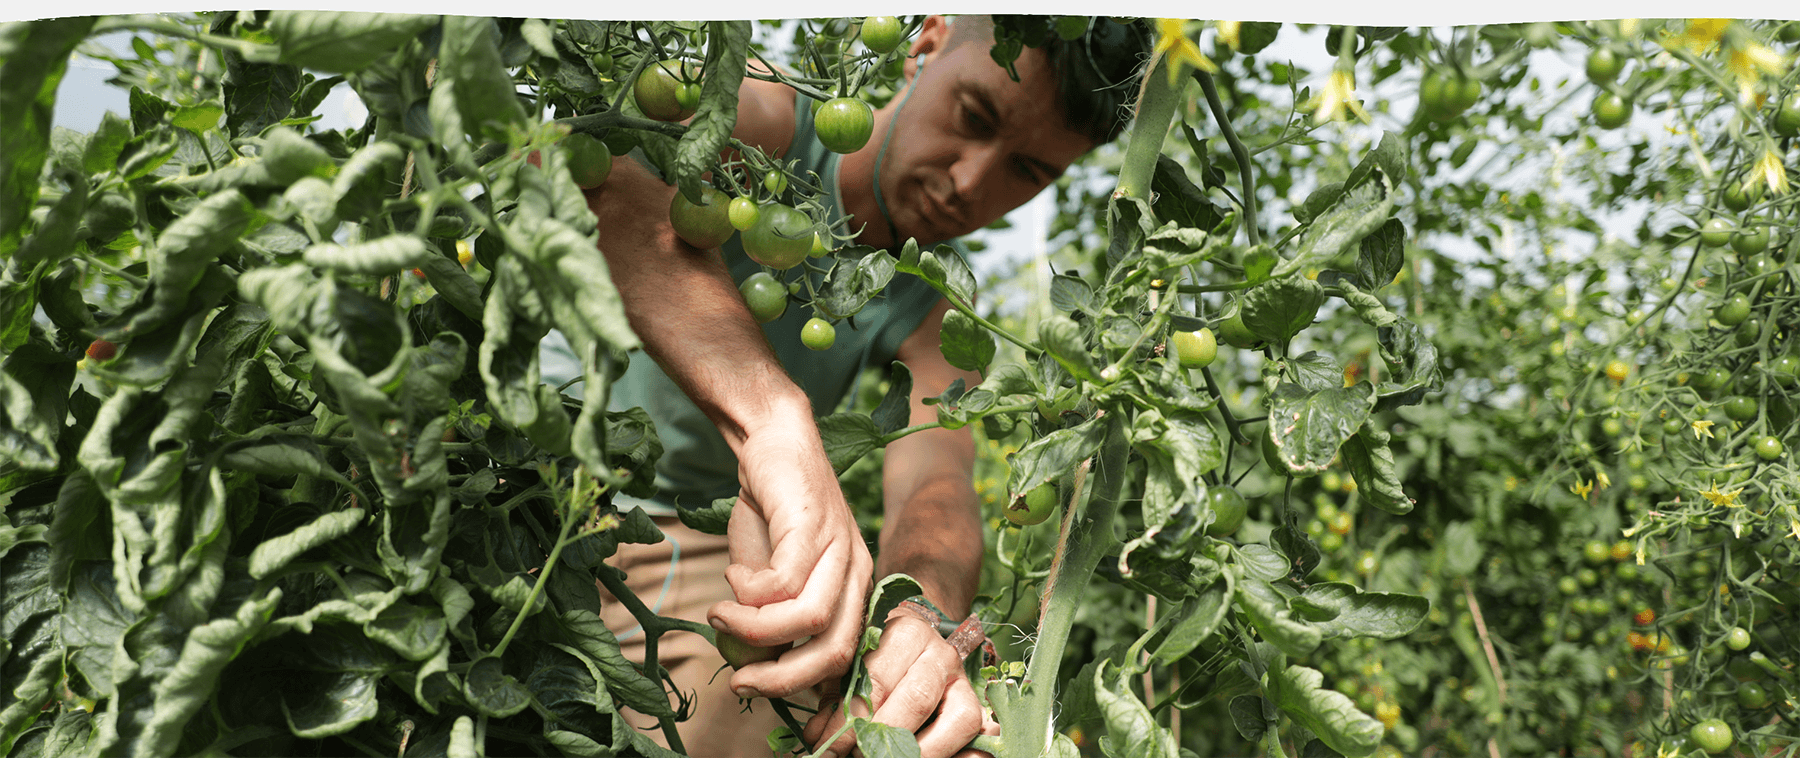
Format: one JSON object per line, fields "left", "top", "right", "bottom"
{"left": 800, "top": 609, "right": 999, "bottom": 758}
{"left": 706, "top": 427, "right": 873, "bottom": 699}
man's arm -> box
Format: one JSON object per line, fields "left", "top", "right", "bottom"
{"left": 803, "top": 298, "right": 995, "bottom": 758}
{"left": 580, "top": 77, "right": 869, "bottom": 699}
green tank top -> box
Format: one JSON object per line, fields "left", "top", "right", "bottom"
{"left": 543, "top": 94, "right": 949, "bottom": 512}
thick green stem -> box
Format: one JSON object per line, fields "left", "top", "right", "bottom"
{"left": 1114, "top": 59, "right": 1180, "bottom": 203}
{"left": 1194, "top": 71, "right": 1262, "bottom": 247}
{"left": 1006, "top": 414, "right": 1129, "bottom": 758}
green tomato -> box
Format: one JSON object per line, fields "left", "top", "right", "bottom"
{"left": 1592, "top": 92, "right": 1633, "bottom": 130}
{"left": 1585, "top": 47, "right": 1623, "bottom": 83}
{"left": 1723, "top": 180, "right": 1763, "bottom": 211}
{"left": 1770, "top": 355, "right": 1800, "bottom": 386}
{"left": 635, "top": 59, "right": 698, "bottom": 121}
{"left": 1007, "top": 483, "right": 1059, "bottom": 526}
{"left": 1583, "top": 540, "right": 1611, "bottom": 566}
{"left": 1738, "top": 681, "right": 1771, "bottom": 709}
{"left": 728, "top": 196, "right": 760, "bottom": 231}
{"left": 1055, "top": 15, "right": 1089, "bottom": 40}
{"left": 1204, "top": 486, "right": 1248, "bottom": 537}
{"left": 1755, "top": 435, "right": 1784, "bottom": 461}
{"left": 1700, "top": 218, "right": 1734, "bottom": 248}
{"left": 1732, "top": 225, "right": 1770, "bottom": 254}
{"left": 801, "top": 317, "right": 836, "bottom": 350}
{"left": 764, "top": 170, "right": 789, "bottom": 196}
{"left": 739, "top": 272, "right": 787, "bottom": 324}
{"left": 1689, "top": 719, "right": 1733, "bottom": 755}
{"left": 1728, "top": 626, "right": 1753, "bottom": 651}
{"left": 1714, "top": 293, "right": 1751, "bottom": 326}
{"left": 814, "top": 97, "right": 874, "bottom": 154}
{"left": 860, "top": 16, "right": 905, "bottom": 53}
{"left": 669, "top": 186, "right": 735, "bottom": 249}
{"left": 1723, "top": 395, "right": 1758, "bottom": 422}
{"left": 1775, "top": 92, "right": 1800, "bottom": 137}
{"left": 716, "top": 632, "right": 789, "bottom": 669}
{"left": 675, "top": 81, "right": 702, "bottom": 111}
{"left": 1216, "top": 312, "right": 1261, "bottom": 349}
{"left": 1663, "top": 417, "right": 1686, "bottom": 435}
{"left": 1577, "top": 567, "right": 1599, "bottom": 587}
{"left": 1735, "top": 318, "right": 1762, "bottom": 348}
{"left": 741, "top": 204, "right": 813, "bottom": 270}
{"left": 562, "top": 132, "right": 613, "bottom": 189}
{"left": 1173, "top": 328, "right": 1217, "bottom": 369}
{"left": 1558, "top": 576, "right": 1580, "bottom": 595}
{"left": 1601, "top": 417, "right": 1624, "bottom": 437}
{"left": 591, "top": 51, "right": 614, "bottom": 75}
{"left": 810, "top": 232, "right": 831, "bottom": 258}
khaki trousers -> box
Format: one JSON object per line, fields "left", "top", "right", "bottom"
{"left": 598, "top": 516, "right": 794, "bottom": 758}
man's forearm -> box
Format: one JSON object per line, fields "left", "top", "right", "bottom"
{"left": 878, "top": 445, "right": 984, "bottom": 617}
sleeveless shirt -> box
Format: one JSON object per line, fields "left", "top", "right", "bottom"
{"left": 541, "top": 93, "right": 950, "bottom": 513}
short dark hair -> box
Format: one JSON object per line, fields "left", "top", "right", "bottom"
{"left": 947, "top": 16, "right": 1151, "bottom": 146}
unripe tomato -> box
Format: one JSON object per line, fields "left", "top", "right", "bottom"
{"left": 86, "top": 339, "right": 118, "bottom": 361}
{"left": 669, "top": 186, "right": 735, "bottom": 249}
{"left": 728, "top": 196, "right": 760, "bottom": 231}
{"left": 1610, "top": 540, "right": 1632, "bottom": 562}
{"left": 1735, "top": 318, "right": 1761, "bottom": 349}
{"left": 809, "top": 232, "right": 831, "bottom": 258}
{"left": 1738, "top": 681, "right": 1770, "bottom": 709}
{"left": 1605, "top": 359, "right": 1630, "bottom": 382}
{"left": 1714, "top": 293, "right": 1751, "bottom": 326}
{"left": 1583, "top": 540, "right": 1610, "bottom": 565}
{"left": 1216, "top": 312, "right": 1260, "bottom": 349}
{"left": 1771, "top": 355, "right": 1800, "bottom": 386}
{"left": 741, "top": 204, "right": 813, "bottom": 270}
{"left": 591, "top": 51, "right": 614, "bottom": 75}
{"left": 716, "top": 632, "right": 790, "bottom": 669}
{"left": 1592, "top": 92, "right": 1632, "bottom": 130}
{"left": 1055, "top": 15, "right": 1089, "bottom": 40}
{"left": 1755, "top": 435, "right": 1783, "bottom": 461}
{"left": 740, "top": 272, "right": 787, "bottom": 323}
{"left": 763, "top": 170, "right": 789, "bottom": 196}
{"left": 675, "top": 81, "right": 702, "bottom": 112}
{"left": 1722, "top": 395, "right": 1757, "bottom": 422}
{"left": 1172, "top": 328, "right": 1217, "bottom": 369}
{"left": 1007, "top": 483, "right": 1059, "bottom": 526}
{"left": 635, "top": 59, "right": 698, "bottom": 121}
{"left": 1204, "top": 486, "right": 1247, "bottom": 537}
{"left": 1586, "top": 47, "right": 1623, "bottom": 83}
{"left": 1730, "top": 225, "right": 1769, "bottom": 254}
{"left": 860, "top": 16, "right": 905, "bottom": 54}
{"left": 1699, "top": 218, "right": 1733, "bottom": 248}
{"left": 1775, "top": 92, "right": 1800, "bottom": 136}
{"left": 801, "top": 317, "right": 836, "bottom": 350}
{"left": 815, "top": 97, "right": 874, "bottom": 154}
{"left": 562, "top": 132, "right": 612, "bottom": 188}
{"left": 1688, "top": 719, "right": 1732, "bottom": 755}
{"left": 1723, "top": 181, "right": 1763, "bottom": 211}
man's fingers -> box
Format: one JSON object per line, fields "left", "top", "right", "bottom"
{"left": 732, "top": 506, "right": 847, "bottom": 605}
{"left": 725, "top": 571, "right": 864, "bottom": 698}
{"left": 915, "top": 677, "right": 985, "bottom": 758}
{"left": 709, "top": 540, "right": 850, "bottom": 643}
{"left": 865, "top": 641, "right": 962, "bottom": 744}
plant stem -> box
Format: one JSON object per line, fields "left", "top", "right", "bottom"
{"left": 491, "top": 500, "right": 578, "bottom": 660}
{"left": 1008, "top": 413, "right": 1128, "bottom": 758}
{"left": 594, "top": 564, "right": 694, "bottom": 755}
{"left": 1194, "top": 71, "right": 1261, "bottom": 247}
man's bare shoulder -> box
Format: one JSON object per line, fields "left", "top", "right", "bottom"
{"left": 734, "top": 73, "right": 799, "bottom": 157}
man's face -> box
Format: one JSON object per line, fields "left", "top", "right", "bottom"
{"left": 874, "top": 32, "right": 1096, "bottom": 245}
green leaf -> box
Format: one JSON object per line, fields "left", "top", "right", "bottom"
{"left": 1150, "top": 155, "right": 1225, "bottom": 232}
{"left": 1242, "top": 276, "right": 1326, "bottom": 346}
{"left": 277, "top": 624, "right": 396, "bottom": 738}
{"left": 1294, "top": 181, "right": 1344, "bottom": 225}
{"left": 14, "top": 166, "right": 88, "bottom": 273}
{"left": 1037, "top": 315, "right": 1096, "bottom": 381}
{"left": 862, "top": 573, "right": 926, "bottom": 632}
{"left": 672, "top": 21, "right": 750, "bottom": 204}
{"left": 1092, "top": 660, "right": 1180, "bottom": 758}
{"left": 1264, "top": 665, "right": 1384, "bottom": 757}
{"left": 1236, "top": 579, "right": 1322, "bottom": 658}
{"left": 1286, "top": 352, "right": 1344, "bottom": 394}
{"left": 677, "top": 498, "right": 735, "bottom": 537}
{"left": 268, "top": 12, "right": 440, "bottom": 74}
{"left": 0, "top": 18, "right": 95, "bottom": 263}
{"left": 1355, "top": 218, "right": 1405, "bottom": 290}
{"left": 1237, "top": 22, "right": 1282, "bottom": 54}
{"left": 1005, "top": 416, "right": 1105, "bottom": 499}
{"left": 221, "top": 50, "right": 301, "bottom": 138}
{"left": 248, "top": 509, "right": 365, "bottom": 579}
{"left": 819, "top": 412, "right": 882, "bottom": 474}
{"left": 1230, "top": 694, "right": 1270, "bottom": 741}
{"left": 1343, "top": 131, "right": 1409, "bottom": 194}
{"left": 1292, "top": 583, "right": 1428, "bottom": 641}
{"left": 849, "top": 718, "right": 923, "bottom": 758}
{"left": 330, "top": 141, "right": 404, "bottom": 221}
{"left": 543, "top": 610, "right": 673, "bottom": 718}
{"left": 1296, "top": 182, "right": 1394, "bottom": 266}
{"left": 814, "top": 248, "right": 897, "bottom": 321}
{"left": 1153, "top": 574, "right": 1232, "bottom": 664}
{"left": 449, "top": 716, "right": 478, "bottom": 758}
{"left": 1371, "top": 315, "right": 1442, "bottom": 412}
{"left": 83, "top": 111, "right": 133, "bottom": 174}
{"left": 440, "top": 15, "right": 527, "bottom": 142}
{"left": 1338, "top": 424, "right": 1413, "bottom": 515}
{"left": 898, "top": 244, "right": 978, "bottom": 308}
{"left": 1441, "top": 522, "right": 1483, "bottom": 577}
{"left": 303, "top": 234, "right": 434, "bottom": 275}
{"left": 0, "top": 342, "right": 75, "bottom": 471}
{"left": 1265, "top": 382, "right": 1374, "bottom": 476}
{"left": 871, "top": 362, "right": 917, "bottom": 437}
{"left": 134, "top": 589, "right": 282, "bottom": 756}
{"left": 464, "top": 656, "right": 532, "bottom": 718}
{"left": 1049, "top": 273, "right": 1095, "bottom": 315}
{"left": 939, "top": 309, "right": 996, "bottom": 372}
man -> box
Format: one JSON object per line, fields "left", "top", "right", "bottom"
{"left": 555, "top": 15, "right": 1147, "bottom": 757}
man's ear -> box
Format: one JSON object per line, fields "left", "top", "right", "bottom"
{"left": 904, "top": 15, "right": 950, "bottom": 81}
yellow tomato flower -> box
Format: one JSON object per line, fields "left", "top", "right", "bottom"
{"left": 1216, "top": 20, "right": 1242, "bottom": 52}
{"left": 1692, "top": 419, "right": 1716, "bottom": 439}
{"left": 1790, "top": 515, "right": 1800, "bottom": 543}
{"left": 1727, "top": 39, "right": 1787, "bottom": 82}
{"left": 1750, "top": 148, "right": 1791, "bottom": 195}
{"left": 1596, "top": 471, "right": 1612, "bottom": 491}
{"left": 1700, "top": 480, "right": 1744, "bottom": 508}
{"left": 1670, "top": 18, "right": 1731, "bottom": 53}
{"left": 1153, "top": 18, "right": 1217, "bottom": 85}
{"left": 1310, "top": 64, "right": 1371, "bottom": 124}
{"left": 1570, "top": 478, "right": 1594, "bottom": 501}
{"left": 1620, "top": 18, "right": 1642, "bottom": 38}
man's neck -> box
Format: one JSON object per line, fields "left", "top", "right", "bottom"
{"left": 838, "top": 108, "right": 897, "bottom": 250}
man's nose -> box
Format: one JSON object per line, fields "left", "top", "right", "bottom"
{"left": 948, "top": 143, "right": 1005, "bottom": 200}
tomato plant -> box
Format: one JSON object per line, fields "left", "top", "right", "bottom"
{"left": 636, "top": 58, "right": 699, "bottom": 121}
{"left": 669, "top": 185, "right": 736, "bottom": 249}
{"left": 740, "top": 271, "right": 788, "bottom": 323}
{"left": 740, "top": 203, "right": 813, "bottom": 269}
{"left": 800, "top": 317, "right": 836, "bottom": 350}
{"left": 814, "top": 97, "right": 874, "bottom": 154}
